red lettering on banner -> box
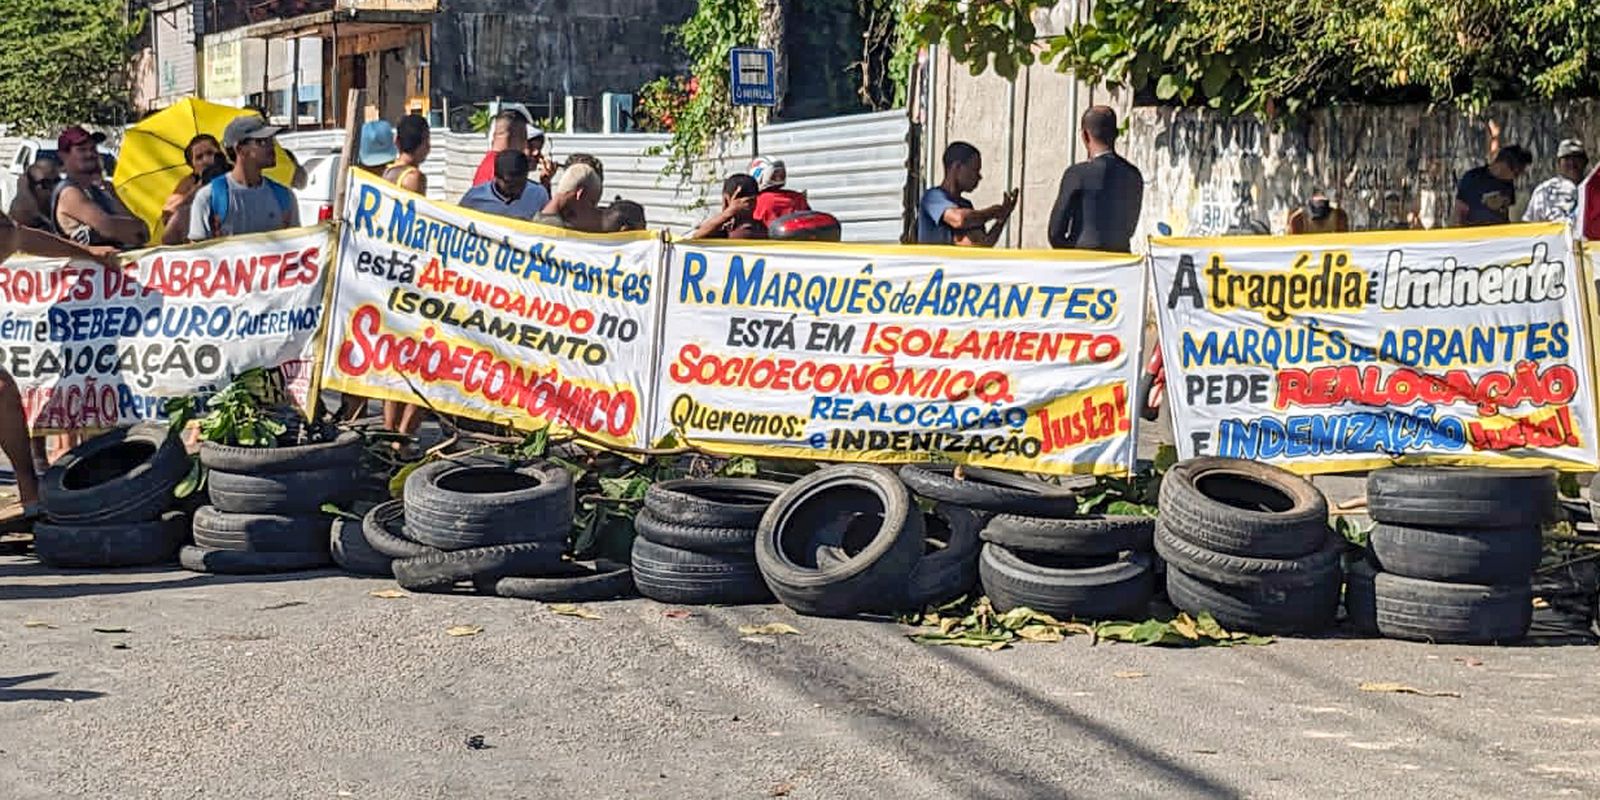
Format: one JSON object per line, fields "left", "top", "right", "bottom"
{"left": 335, "top": 304, "right": 636, "bottom": 438}
{"left": 1276, "top": 362, "right": 1577, "bottom": 417}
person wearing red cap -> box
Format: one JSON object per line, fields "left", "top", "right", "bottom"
{"left": 52, "top": 125, "right": 148, "bottom": 250}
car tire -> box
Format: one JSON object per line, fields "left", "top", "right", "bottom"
{"left": 480, "top": 560, "right": 637, "bottom": 602}
{"left": 1368, "top": 522, "right": 1541, "bottom": 585}
{"left": 1372, "top": 571, "right": 1533, "bottom": 644}
{"left": 634, "top": 509, "right": 757, "bottom": 553}
{"left": 1166, "top": 565, "right": 1342, "bottom": 634}
{"left": 631, "top": 536, "right": 771, "bottom": 605}
{"left": 391, "top": 542, "right": 565, "bottom": 593}
{"left": 980, "top": 513, "right": 1155, "bottom": 556}
{"left": 981, "top": 544, "right": 1155, "bottom": 620}
{"left": 897, "top": 464, "right": 1081, "bottom": 517}
{"left": 191, "top": 505, "right": 329, "bottom": 552}
{"left": 331, "top": 515, "right": 394, "bottom": 577}
{"left": 206, "top": 465, "right": 354, "bottom": 515}
{"left": 32, "top": 511, "right": 187, "bottom": 568}
{"left": 1154, "top": 522, "right": 1342, "bottom": 588}
{"left": 403, "top": 460, "right": 573, "bottom": 550}
{"left": 642, "top": 478, "right": 786, "bottom": 528}
{"left": 1344, "top": 557, "right": 1379, "bottom": 634}
{"left": 1158, "top": 457, "right": 1329, "bottom": 558}
{"left": 361, "top": 500, "right": 434, "bottom": 559}
{"left": 1367, "top": 467, "right": 1553, "bottom": 529}
{"left": 41, "top": 423, "right": 188, "bottom": 525}
{"left": 178, "top": 544, "right": 332, "bottom": 574}
{"left": 817, "top": 503, "right": 981, "bottom": 610}
{"left": 199, "top": 431, "right": 362, "bottom": 474}
{"left": 756, "top": 465, "right": 925, "bottom": 617}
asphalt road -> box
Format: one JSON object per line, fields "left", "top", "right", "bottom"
{"left": 2, "top": 559, "right": 1599, "bottom": 800}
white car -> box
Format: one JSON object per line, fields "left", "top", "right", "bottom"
{"left": 295, "top": 150, "right": 343, "bottom": 224}
{"left": 1, "top": 138, "right": 118, "bottom": 211}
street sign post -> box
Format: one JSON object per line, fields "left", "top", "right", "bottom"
{"left": 729, "top": 47, "right": 776, "bottom": 157}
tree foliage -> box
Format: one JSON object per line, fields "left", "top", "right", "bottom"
{"left": 638, "top": 0, "right": 761, "bottom": 181}
{"left": 906, "top": 0, "right": 1600, "bottom": 115}
{"left": 0, "top": 0, "right": 144, "bottom": 133}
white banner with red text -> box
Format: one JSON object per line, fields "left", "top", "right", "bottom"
{"left": 651, "top": 241, "right": 1148, "bottom": 476}
{"left": 1150, "top": 223, "right": 1600, "bottom": 474}
{"left": 317, "top": 170, "right": 664, "bottom": 450}
{"left": 0, "top": 226, "right": 330, "bottom": 432}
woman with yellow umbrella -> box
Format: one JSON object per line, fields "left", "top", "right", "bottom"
{"left": 158, "top": 134, "right": 226, "bottom": 244}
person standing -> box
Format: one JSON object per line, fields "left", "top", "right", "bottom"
{"left": 459, "top": 151, "right": 547, "bottom": 221}
{"left": 383, "top": 114, "right": 431, "bottom": 196}
{"left": 10, "top": 159, "right": 61, "bottom": 234}
{"left": 1454, "top": 145, "right": 1532, "bottom": 226}
{"left": 54, "top": 125, "right": 147, "bottom": 249}
{"left": 536, "top": 163, "right": 605, "bottom": 232}
{"left": 749, "top": 157, "right": 810, "bottom": 226}
{"left": 1523, "top": 139, "right": 1589, "bottom": 223}
{"left": 526, "top": 126, "right": 557, "bottom": 192}
{"left": 1047, "top": 106, "right": 1144, "bottom": 252}
{"left": 691, "top": 174, "right": 768, "bottom": 239}
{"left": 160, "top": 134, "right": 227, "bottom": 245}
{"left": 1286, "top": 189, "right": 1350, "bottom": 234}
{"left": 0, "top": 210, "right": 122, "bottom": 532}
{"left": 189, "top": 115, "right": 298, "bottom": 241}
{"left": 472, "top": 111, "right": 528, "bottom": 187}
{"left": 916, "top": 141, "right": 1017, "bottom": 247}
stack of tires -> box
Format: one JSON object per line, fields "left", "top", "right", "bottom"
{"left": 181, "top": 433, "right": 362, "bottom": 574}
{"left": 34, "top": 424, "right": 188, "bottom": 568}
{"left": 1156, "top": 457, "right": 1342, "bottom": 634}
{"left": 631, "top": 478, "right": 785, "bottom": 605}
{"left": 1346, "top": 468, "right": 1545, "bottom": 644}
{"left": 902, "top": 464, "right": 1153, "bottom": 620}
{"left": 363, "top": 459, "right": 631, "bottom": 600}
{"left": 757, "top": 465, "right": 933, "bottom": 617}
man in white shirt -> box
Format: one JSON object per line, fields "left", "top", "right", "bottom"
{"left": 459, "top": 151, "right": 548, "bottom": 221}
{"left": 1523, "top": 139, "right": 1588, "bottom": 223}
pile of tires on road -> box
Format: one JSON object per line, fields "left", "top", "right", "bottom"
{"left": 903, "top": 464, "right": 1155, "bottom": 620}
{"left": 33, "top": 423, "right": 189, "bottom": 568}
{"left": 359, "top": 458, "right": 633, "bottom": 601}
{"left": 630, "top": 478, "right": 784, "bottom": 605}
{"left": 180, "top": 432, "right": 363, "bottom": 574}
{"left": 1155, "top": 458, "right": 1342, "bottom": 634}
{"left": 1346, "top": 467, "right": 1547, "bottom": 644}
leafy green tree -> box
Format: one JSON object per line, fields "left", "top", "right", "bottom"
{"left": 905, "top": 0, "right": 1600, "bottom": 116}
{"left": 0, "top": 0, "right": 144, "bottom": 133}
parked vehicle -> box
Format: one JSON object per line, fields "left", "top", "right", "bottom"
{"left": 1, "top": 138, "right": 118, "bottom": 210}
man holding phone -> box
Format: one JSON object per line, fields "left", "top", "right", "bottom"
{"left": 691, "top": 173, "right": 768, "bottom": 239}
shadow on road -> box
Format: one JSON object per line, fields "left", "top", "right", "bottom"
{"left": 0, "top": 672, "right": 106, "bottom": 704}
{"left": 691, "top": 607, "right": 1244, "bottom": 799}
{"left": 0, "top": 562, "right": 347, "bottom": 601}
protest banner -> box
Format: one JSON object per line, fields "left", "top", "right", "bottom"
{"left": 318, "top": 170, "right": 664, "bottom": 450}
{"left": 0, "top": 226, "right": 331, "bottom": 432}
{"left": 1149, "top": 223, "right": 1600, "bottom": 474}
{"left": 654, "top": 241, "right": 1148, "bottom": 476}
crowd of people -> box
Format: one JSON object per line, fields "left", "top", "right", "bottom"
{"left": 915, "top": 104, "right": 1592, "bottom": 249}
{"left": 0, "top": 103, "right": 1594, "bottom": 530}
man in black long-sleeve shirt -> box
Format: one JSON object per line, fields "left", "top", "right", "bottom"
{"left": 1047, "top": 105, "right": 1143, "bottom": 252}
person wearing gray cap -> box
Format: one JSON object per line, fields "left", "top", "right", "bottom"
{"left": 189, "top": 114, "right": 299, "bottom": 241}
{"left": 1523, "top": 139, "right": 1589, "bottom": 223}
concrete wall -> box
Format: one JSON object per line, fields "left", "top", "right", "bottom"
{"left": 1124, "top": 101, "right": 1600, "bottom": 241}
{"left": 433, "top": 0, "right": 695, "bottom": 107}
{"left": 921, "top": 2, "right": 1130, "bottom": 249}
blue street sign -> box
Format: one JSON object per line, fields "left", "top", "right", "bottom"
{"left": 729, "top": 48, "right": 777, "bottom": 107}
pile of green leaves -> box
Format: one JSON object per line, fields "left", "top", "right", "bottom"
{"left": 905, "top": 596, "right": 1271, "bottom": 650}
{"left": 907, "top": 0, "right": 1600, "bottom": 116}
{"left": 163, "top": 369, "right": 290, "bottom": 499}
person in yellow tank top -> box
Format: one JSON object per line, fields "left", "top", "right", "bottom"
{"left": 379, "top": 114, "right": 431, "bottom": 445}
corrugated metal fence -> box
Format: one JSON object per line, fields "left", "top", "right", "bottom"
{"left": 14, "top": 109, "right": 913, "bottom": 242}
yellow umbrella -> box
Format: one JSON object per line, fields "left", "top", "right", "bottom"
{"left": 112, "top": 97, "right": 298, "bottom": 235}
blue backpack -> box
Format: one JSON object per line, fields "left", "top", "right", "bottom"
{"left": 207, "top": 174, "right": 295, "bottom": 234}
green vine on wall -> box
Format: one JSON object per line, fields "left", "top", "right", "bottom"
{"left": 637, "top": 0, "right": 761, "bottom": 182}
